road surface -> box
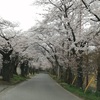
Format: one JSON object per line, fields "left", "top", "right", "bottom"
{"left": 0, "top": 73, "right": 82, "bottom": 100}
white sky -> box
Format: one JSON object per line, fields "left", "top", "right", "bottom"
{"left": 0, "top": 0, "right": 44, "bottom": 31}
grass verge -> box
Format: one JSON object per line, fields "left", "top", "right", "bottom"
{"left": 10, "top": 75, "right": 29, "bottom": 85}
{"left": 50, "top": 74, "right": 100, "bottom": 100}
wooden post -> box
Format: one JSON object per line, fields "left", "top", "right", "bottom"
{"left": 72, "top": 75, "right": 77, "bottom": 85}
{"left": 84, "top": 76, "right": 94, "bottom": 93}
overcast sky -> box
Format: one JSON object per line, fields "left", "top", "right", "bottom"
{"left": 0, "top": 0, "right": 44, "bottom": 31}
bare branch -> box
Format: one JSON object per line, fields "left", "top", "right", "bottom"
{"left": 68, "top": 22, "right": 76, "bottom": 42}
{"left": 81, "top": 0, "right": 100, "bottom": 22}
{"left": 0, "top": 29, "right": 16, "bottom": 41}
{"left": 48, "top": 0, "right": 63, "bottom": 11}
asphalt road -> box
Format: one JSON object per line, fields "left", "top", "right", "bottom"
{"left": 0, "top": 73, "right": 82, "bottom": 100}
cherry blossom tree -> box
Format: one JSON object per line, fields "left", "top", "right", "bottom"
{"left": 0, "top": 18, "right": 18, "bottom": 81}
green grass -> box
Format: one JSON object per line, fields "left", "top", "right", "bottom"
{"left": 10, "top": 75, "right": 28, "bottom": 85}
{"left": 50, "top": 74, "right": 100, "bottom": 100}
{"left": 60, "top": 83, "right": 100, "bottom": 100}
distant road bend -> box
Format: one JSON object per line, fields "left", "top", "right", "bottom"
{"left": 0, "top": 74, "right": 82, "bottom": 100}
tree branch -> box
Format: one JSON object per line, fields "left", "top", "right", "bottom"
{"left": 48, "top": 0, "right": 63, "bottom": 11}
{"left": 68, "top": 22, "right": 76, "bottom": 42}
{"left": 0, "top": 30, "right": 16, "bottom": 41}
{"left": 81, "top": 0, "right": 100, "bottom": 22}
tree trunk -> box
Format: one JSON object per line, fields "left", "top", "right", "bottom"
{"left": 57, "top": 66, "right": 60, "bottom": 79}
{"left": 67, "top": 67, "right": 73, "bottom": 84}
{"left": 63, "top": 69, "right": 67, "bottom": 83}
{"left": 86, "top": 73, "right": 89, "bottom": 87}
{"left": 77, "top": 65, "right": 83, "bottom": 88}
{"left": 13, "top": 65, "right": 18, "bottom": 75}
{"left": 97, "top": 53, "right": 100, "bottom": 91}
{"left": 0, "top": 43, "right": 13, "bottom": 81}
{"left": 97, "top": 67, "right": 100, "bottom": 91}
{"left": 20, "top": 60, "right": 29, "bottom": 77}
{"left": 76, "top": 57, "right": 83, "bottom": 88}
{"left": 2, "top": 60, "right": 11, "bottom": 81}
{"left": 20, "top": 63, "right": 25, "bottom": 77}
